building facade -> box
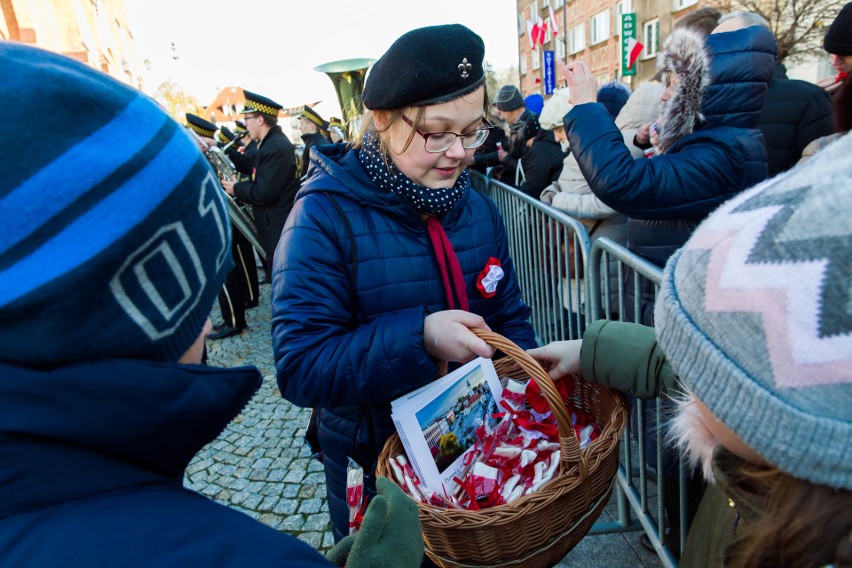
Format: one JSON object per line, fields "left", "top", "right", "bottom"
{"left": 516, "top": 0, "right": 709, "bottom": 97}
{"left": 1, "top": 0, "right": 142, "bottom": 89}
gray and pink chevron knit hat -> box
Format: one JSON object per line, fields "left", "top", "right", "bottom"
{"left": 655, "top": 133, "right": 852, "bottom": 491}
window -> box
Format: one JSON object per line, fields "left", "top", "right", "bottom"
{"left": 531, "top": 1, "right": 539, "bottom": 17}
{"left": 545, "top": 20, "right": 553, "bottom": 44}
{"left": 616, "top": 0, "right": 633, "bottom": 36}
{"left": 672, "top": 0, "right": 698, "bottom": 11}
{"left": 532, "top": 45, "right": 541, "bottom": 69}
{"left": 543, "top": 0, "right": 550, "bottom": 6}
{"left": 518, "top": 13, "right": 525, "bottom": 36}
{"left": 643, "top": 18, "right": 660, "bottom": 58}
{"left": 590, "top": 10, "right": 610, "bottom": 45}
{"left": 569, "top": 23, "right": 586, "bottom": 54}
{"left": 555, "top": 32, "right": 566, "bottom": 59}
{"left": 554, "top": 0, "right": 565, "bottom": 7}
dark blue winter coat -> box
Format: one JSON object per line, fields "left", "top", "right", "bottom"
{"left": 271, "top": 143, "right": 535, "bottom": 539}
{"left": 0, "top": 359, "right": 332, "bottom": 567}
{"left": 564, "top": 26, "right": 776, "bottom": 270}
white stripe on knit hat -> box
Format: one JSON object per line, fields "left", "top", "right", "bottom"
{"left": 683, "top": 138, "right": 852, "bottom": 389}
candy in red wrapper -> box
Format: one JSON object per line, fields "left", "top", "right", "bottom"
{"left": 346, "top": 457, "right": 366, "bottom": 534}
{"left": 526, "top": 376, "right": 575, "bottom": 414}
{"left": 471, "top": 462, "right": 499, "bottom": 498}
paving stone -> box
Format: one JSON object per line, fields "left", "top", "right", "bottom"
{"left": 266, "top": 468, "right": 287, "bottom": 482}
{"left": 298, "top": 498, "right": 323, "bottom": 515}
{"left": 272, "top": 499, "right": 299, "bottom": 516}
{"left": 283, "top": 469, "right": 306, "bottom": 483}
{"left": 303, "top": 514, "right": 331, "bottom": 532}
{"left": 279, "top": 515, "right": 305, "bottom": 531}
{"left": 297, "top": 532, "right": 324, "bottom": 550}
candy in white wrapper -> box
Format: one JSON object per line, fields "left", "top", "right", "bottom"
{"left": 519, "top": 448, "right": 537, "bottom": 467}
{"left": 500, "top": 474, "right": 521, "bottom": 501}
{"left": 507, "top": 485, "right": 525, "bottom": 503}
{"left": 578, "top": 424, "right": 595, "bottom": 448}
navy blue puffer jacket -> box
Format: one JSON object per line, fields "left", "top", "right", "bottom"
{"left": 565, "top": 26, "right": 776, "bottom": 270}
{"left": 0, "top": 360, "right": 332, "bottom": 567}
{"left": 272, "top": 144, "right": 535, "bottom": 539}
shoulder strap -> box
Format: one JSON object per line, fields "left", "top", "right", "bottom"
{"left": 321, "top": 192, "right": 359, "bottom": 318}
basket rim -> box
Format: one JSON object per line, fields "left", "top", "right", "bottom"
{"left": 469, "top": 329, "right": 581, "bottom": 459}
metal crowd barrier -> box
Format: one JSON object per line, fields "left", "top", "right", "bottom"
{"left": 470, "top": 172, "right": 591, "bottom": 344}
{"left": 472, "top": 171, "right": 687, "bottom": 568}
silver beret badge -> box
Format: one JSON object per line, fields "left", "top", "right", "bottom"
{"left": 458, "top": 57, "right": 472, "bottom": 79}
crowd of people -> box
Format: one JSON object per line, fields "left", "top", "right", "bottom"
{"left": 1, "top": 3, "right": 850, "bottom": 567}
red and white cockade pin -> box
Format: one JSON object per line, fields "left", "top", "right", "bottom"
{"left": 476, "top": 257, "right": 504, "bottom": 299}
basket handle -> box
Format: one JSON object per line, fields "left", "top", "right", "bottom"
{"left": 470, "top": 329, "right": 585, "bottom": 477}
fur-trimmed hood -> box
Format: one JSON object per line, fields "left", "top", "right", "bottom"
{"left": 655, "top": 27, "right": 711, "bottom": 153}
{"left": 654, "top": 25, "right": 777, "bottom": 154}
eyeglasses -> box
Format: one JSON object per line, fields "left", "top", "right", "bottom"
{"left": 400, "top": 114, "right": 493, "bottom": 153}
{"left": 244, "top": 114, "right": 260, "bottom": 122}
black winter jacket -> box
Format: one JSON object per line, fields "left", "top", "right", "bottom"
{"left": 229, "top": 125, "right": 299, "bottom": 263}
{"left": 757, "top": 65, "right": 834, "bottom": 177}
{"left": 518, "top": 129, "right": 567, "bottom": 199}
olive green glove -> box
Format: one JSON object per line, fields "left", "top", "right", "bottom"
{"left": 326, "top": 476, "right": 424, "bottom": 568}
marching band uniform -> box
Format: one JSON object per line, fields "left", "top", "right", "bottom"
{"left": 186, "top": 115, "right": 250, "bottom": 339}
{"left": 298, "top": 106, "right": 331, "bottom": 179}
{"left": 227, "top": 91, "right": 299, "bottom": 275}
{"left": 221, "top": 127, "right": 260, "bottom": 309}
{"left": 236, "top": 120, "right": 266, "bottom": 281}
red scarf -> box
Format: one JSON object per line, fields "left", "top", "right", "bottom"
{"left": 425, "top": 217, "right": 469, "bottom": 311}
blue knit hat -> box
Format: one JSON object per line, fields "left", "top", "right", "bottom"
{"left": 0, "top": 43, "right": 233, "bottom": 367}
{"left": 655, "top": 133, "right": 852, "bottom": 490}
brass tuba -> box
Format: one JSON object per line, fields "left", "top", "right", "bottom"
{"left": 313, "top": 58, "right": 374, "bottom": 138}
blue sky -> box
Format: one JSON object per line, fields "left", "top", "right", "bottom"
{"left": 125, "top": 0, "right": 519, "bottom": 119}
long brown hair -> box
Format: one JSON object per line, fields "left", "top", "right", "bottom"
{"left": 720, "top": 455, "right": 852, "bottom": 568}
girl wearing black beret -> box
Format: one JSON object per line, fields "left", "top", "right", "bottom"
{"left": 270, "top": 24, "right": 535, "bottom": 543}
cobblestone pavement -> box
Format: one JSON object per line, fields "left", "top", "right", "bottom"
{"left": 188, "top": 279, "right": 661, "bottom": 566}
{"left": 187, "top": 283, "right": 336, "bottom": 553}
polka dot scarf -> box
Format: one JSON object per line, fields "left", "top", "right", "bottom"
{"left": 357, "top": 131, "right": 468, "bottom": 216}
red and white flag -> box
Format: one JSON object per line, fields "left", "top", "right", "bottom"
{"left": 548, "top": 5, "right": 559, "bottom": 35}
{"left": 527, "top": 19, "right": 537, "bottom": 49}
{"left": 627, "top": 37, "right": 644, "bottom": 69}
{"left": 537, "top": 17, "right": 547, "bottom": 46}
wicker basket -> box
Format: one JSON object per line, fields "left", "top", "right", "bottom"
{"left": 376, "top": 329, "right": 627, "bottom": 568}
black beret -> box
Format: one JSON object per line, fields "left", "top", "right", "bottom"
{"left": 185, "top": 113, "right": 217, "bottom": 138}
{"left": 361, "top": 24, "right": 485, "bottom": 110}
{"left": 824, "top": 2, "right": 852, "bottom": 55}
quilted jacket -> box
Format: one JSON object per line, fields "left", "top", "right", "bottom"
{"left": 564, "top": 25, "right": 776, "bottom": 269}
{"left": 271, "top": 143, "right": 535, "bottom": 538}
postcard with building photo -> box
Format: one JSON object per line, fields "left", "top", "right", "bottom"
{"left": 391, "top": 357, "right": 503, "bottom": 493}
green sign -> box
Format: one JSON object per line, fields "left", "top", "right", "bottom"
{"left": 621, "top": 13, "right": 637, "bottom": 77}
